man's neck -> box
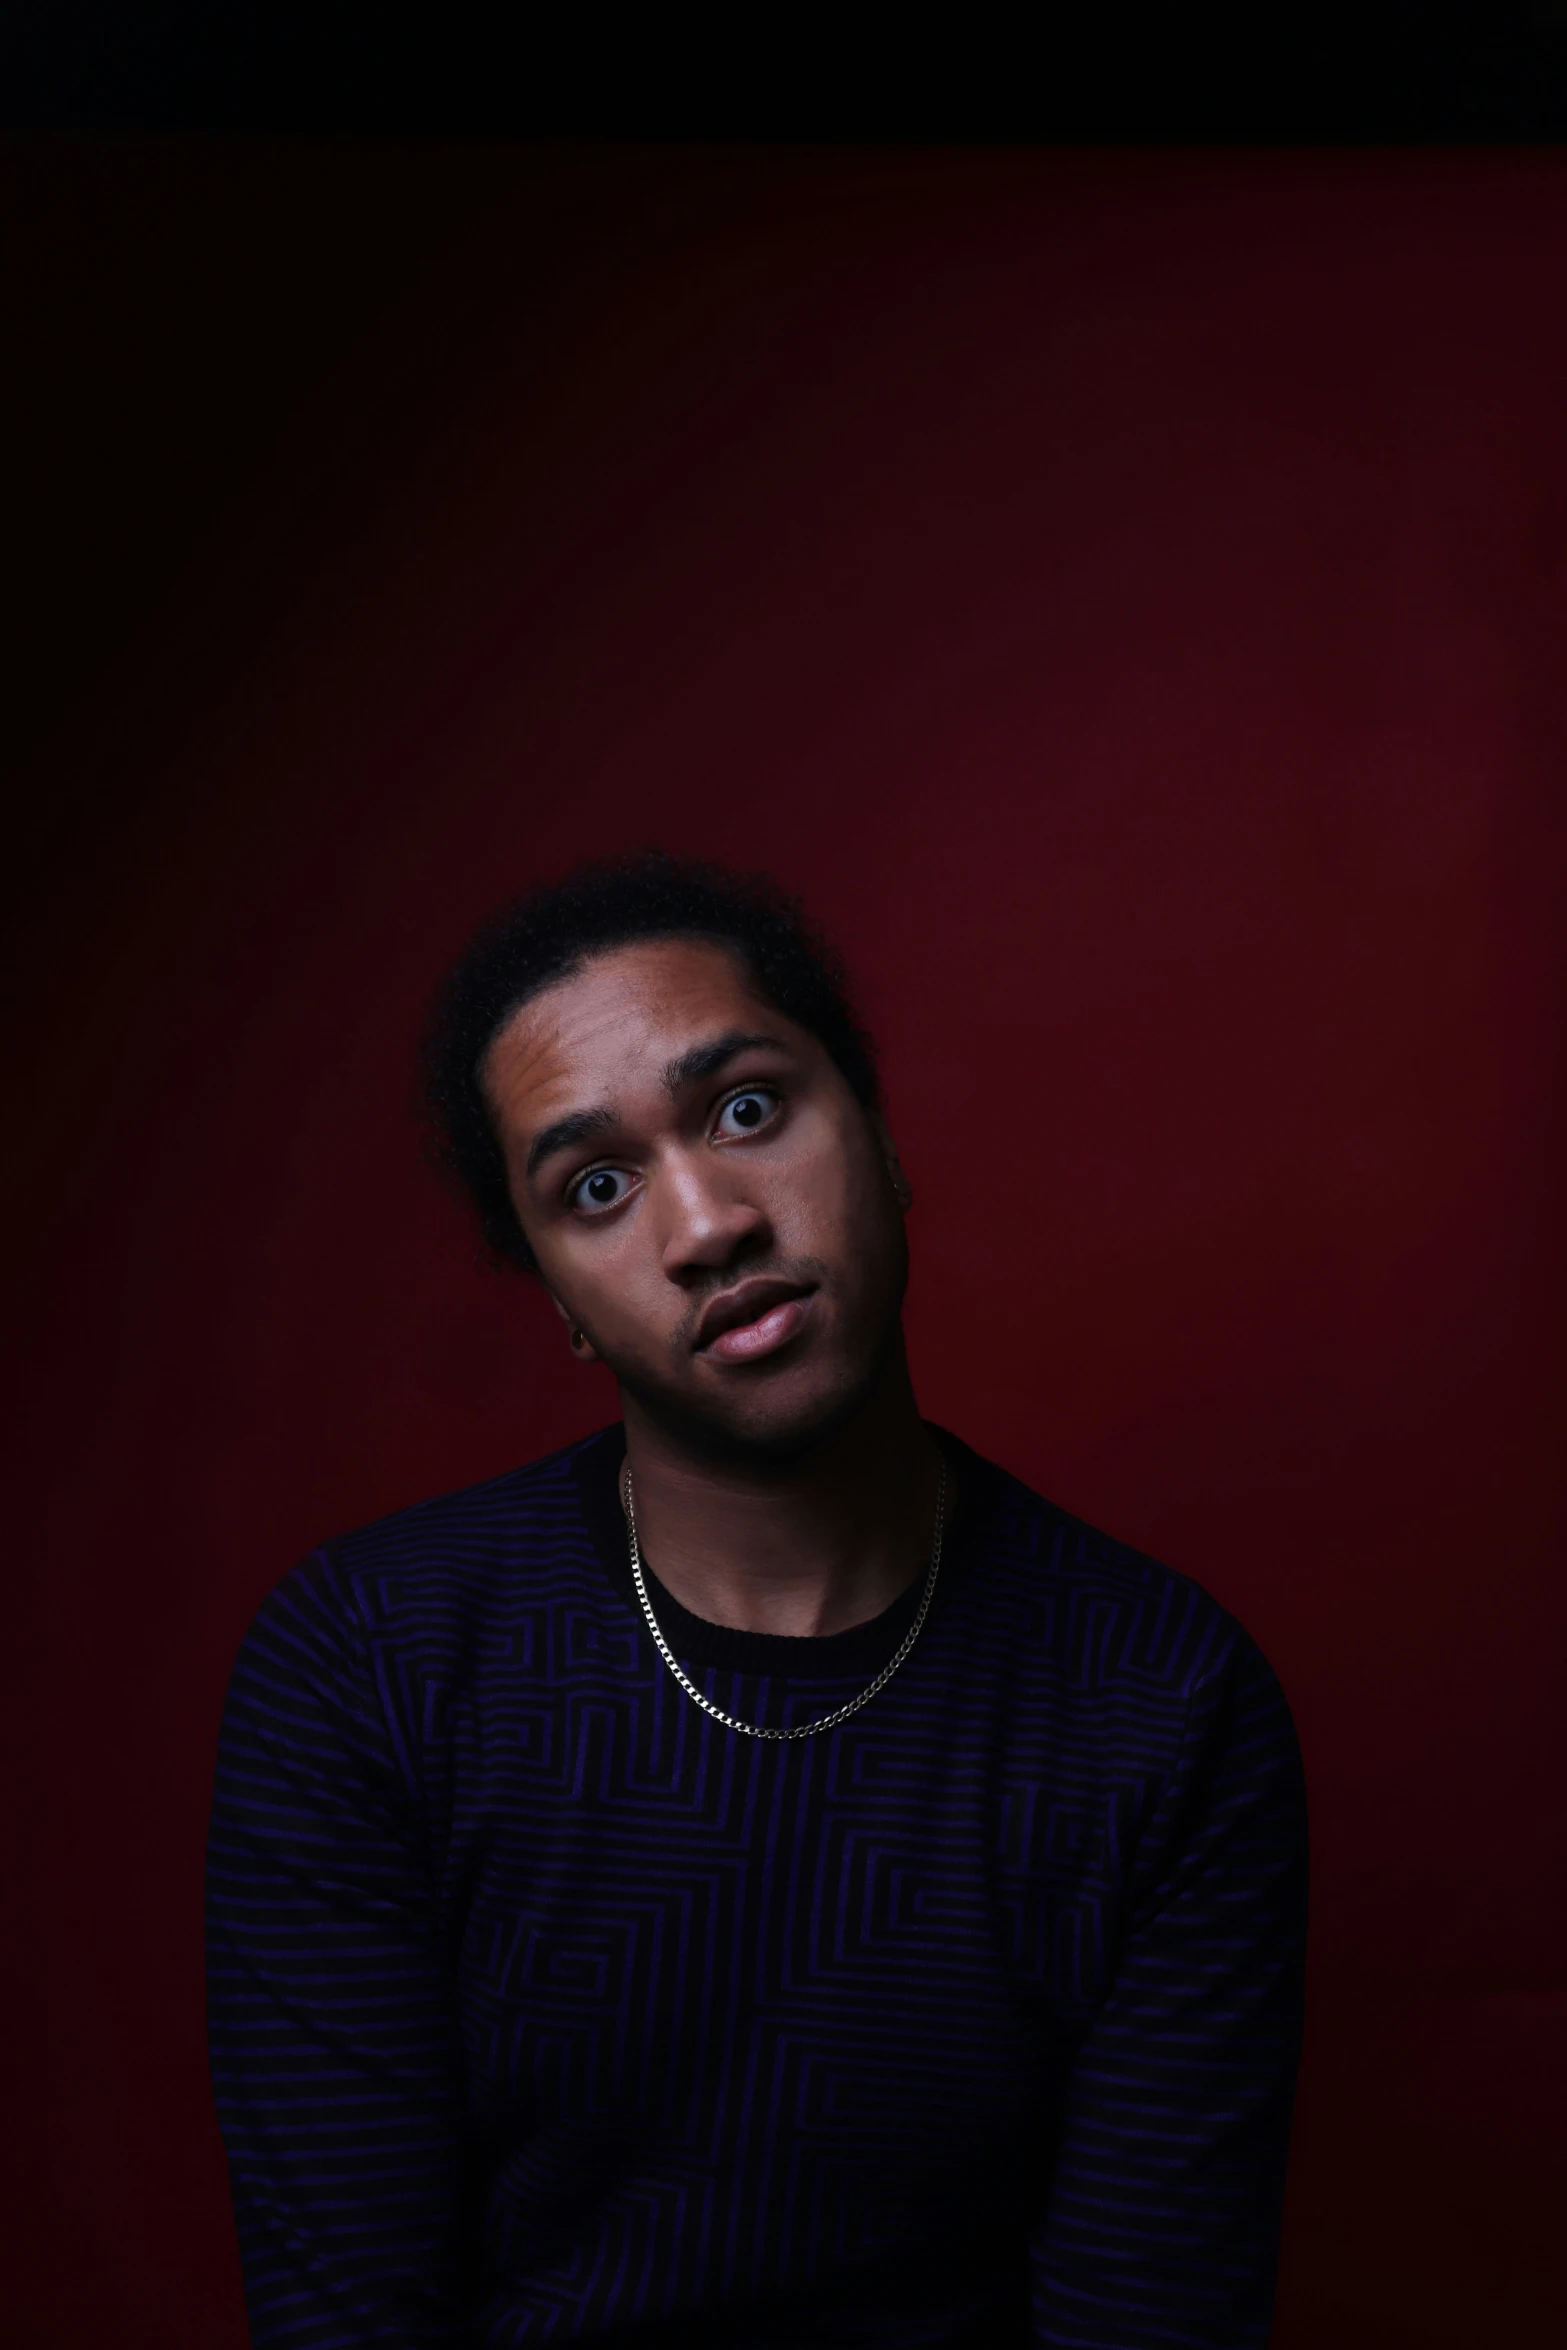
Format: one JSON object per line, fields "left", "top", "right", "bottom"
{"left": 617, "top": 1350, "right": 944, "bottom": 1638}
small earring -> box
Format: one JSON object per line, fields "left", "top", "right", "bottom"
{"left": 570, "top": 1328, "right": 585, "bottom": 1348}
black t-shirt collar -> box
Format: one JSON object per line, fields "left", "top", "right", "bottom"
{"left": 567, "top": 1419, "right": 977, "bottom": 1678}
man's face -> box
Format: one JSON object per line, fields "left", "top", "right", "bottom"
{"left": 482, "top": 937, "right": 910, "bottom": 1460}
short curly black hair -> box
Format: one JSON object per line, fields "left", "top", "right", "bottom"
{"left": 421, "top": 849, "right": 882, "bottom": 1273}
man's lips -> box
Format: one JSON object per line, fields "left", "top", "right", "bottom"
{"left": 695, "top": 1278, "right": 817, "bottom": 1364}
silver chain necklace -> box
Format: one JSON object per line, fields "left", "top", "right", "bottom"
{"left": 622, "top": 1460, "right": 948, "bottom": 1742}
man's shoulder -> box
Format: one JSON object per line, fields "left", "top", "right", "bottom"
{"left": 949, "top": 1433, "right": 1274, "bottom": 1705}
{"left": 219, "top": 1428, "right": 626, "bottom": 1750}
{"left": 331, "top": 1423, "right": 613, "bottom": 1567}
{"left": 263, "top": 1423, "right": 622, "bottom": 1648}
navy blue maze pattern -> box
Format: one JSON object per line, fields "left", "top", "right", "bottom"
{"left": 206, "top": 1425, "right": 1306, "bottom": 2347}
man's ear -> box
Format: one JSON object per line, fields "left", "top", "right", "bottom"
{"left": 870, "top": 1112, "right": 913, "bottom": 1212}
{"left": 548, "top": 1290, "right": 601, "bottom": 1364}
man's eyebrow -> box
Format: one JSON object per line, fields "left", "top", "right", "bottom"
{"left": 523, "top": 1034, "right": 784, "bottom": 1178}
{"left": 661, "top": 1030, "right": 786, "bottom": 1095}
{"left": 525, "top": 1105, "right": 620, "bottom": 1180}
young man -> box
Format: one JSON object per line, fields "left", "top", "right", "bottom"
{"left": 206, "top": 853, "right": 1307, "bottom": 2348}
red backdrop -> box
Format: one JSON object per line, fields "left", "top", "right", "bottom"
{"left": 7, "top": 144, "right": 1566, "bottom": 2348}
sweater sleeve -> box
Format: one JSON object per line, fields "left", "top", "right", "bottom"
{"left": 205, "top": 1555, "right": 471, "bottom": 2348}
{"left": 1030, "top": 1628, "right": 1308, "bottom": 2348}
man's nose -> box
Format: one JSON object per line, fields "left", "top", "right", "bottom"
{"left": 656, "top": 1152, "right": 770, "bottom": 1282}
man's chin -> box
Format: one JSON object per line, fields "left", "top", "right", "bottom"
{"left": 615, "top": 1352, "right": 888, "bottom": 1469}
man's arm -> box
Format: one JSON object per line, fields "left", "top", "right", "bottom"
{"left": 1031, "top": 1629, "right": 1308, "bottom": 2348}
{"left": 205, "top": 1555, "right": 469, "bottom": 2348}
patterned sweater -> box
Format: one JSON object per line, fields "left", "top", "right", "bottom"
{"left": 205, "top": 1422, "right": 1306, "bottom": 2347}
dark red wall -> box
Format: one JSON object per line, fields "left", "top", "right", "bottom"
{"left": 7, "top": 145, "right": 1565, "bottom": 2347}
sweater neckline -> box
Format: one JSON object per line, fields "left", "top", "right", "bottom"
{"left": 567, "top": 1420, "right": 973, "bottom": 1677}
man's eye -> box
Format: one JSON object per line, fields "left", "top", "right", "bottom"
{"left": 572, "top": 1167, "right": 633, "bottom": 1213}
{"left": 716, "top": 1088, "right": 778, "bottom": 1137}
